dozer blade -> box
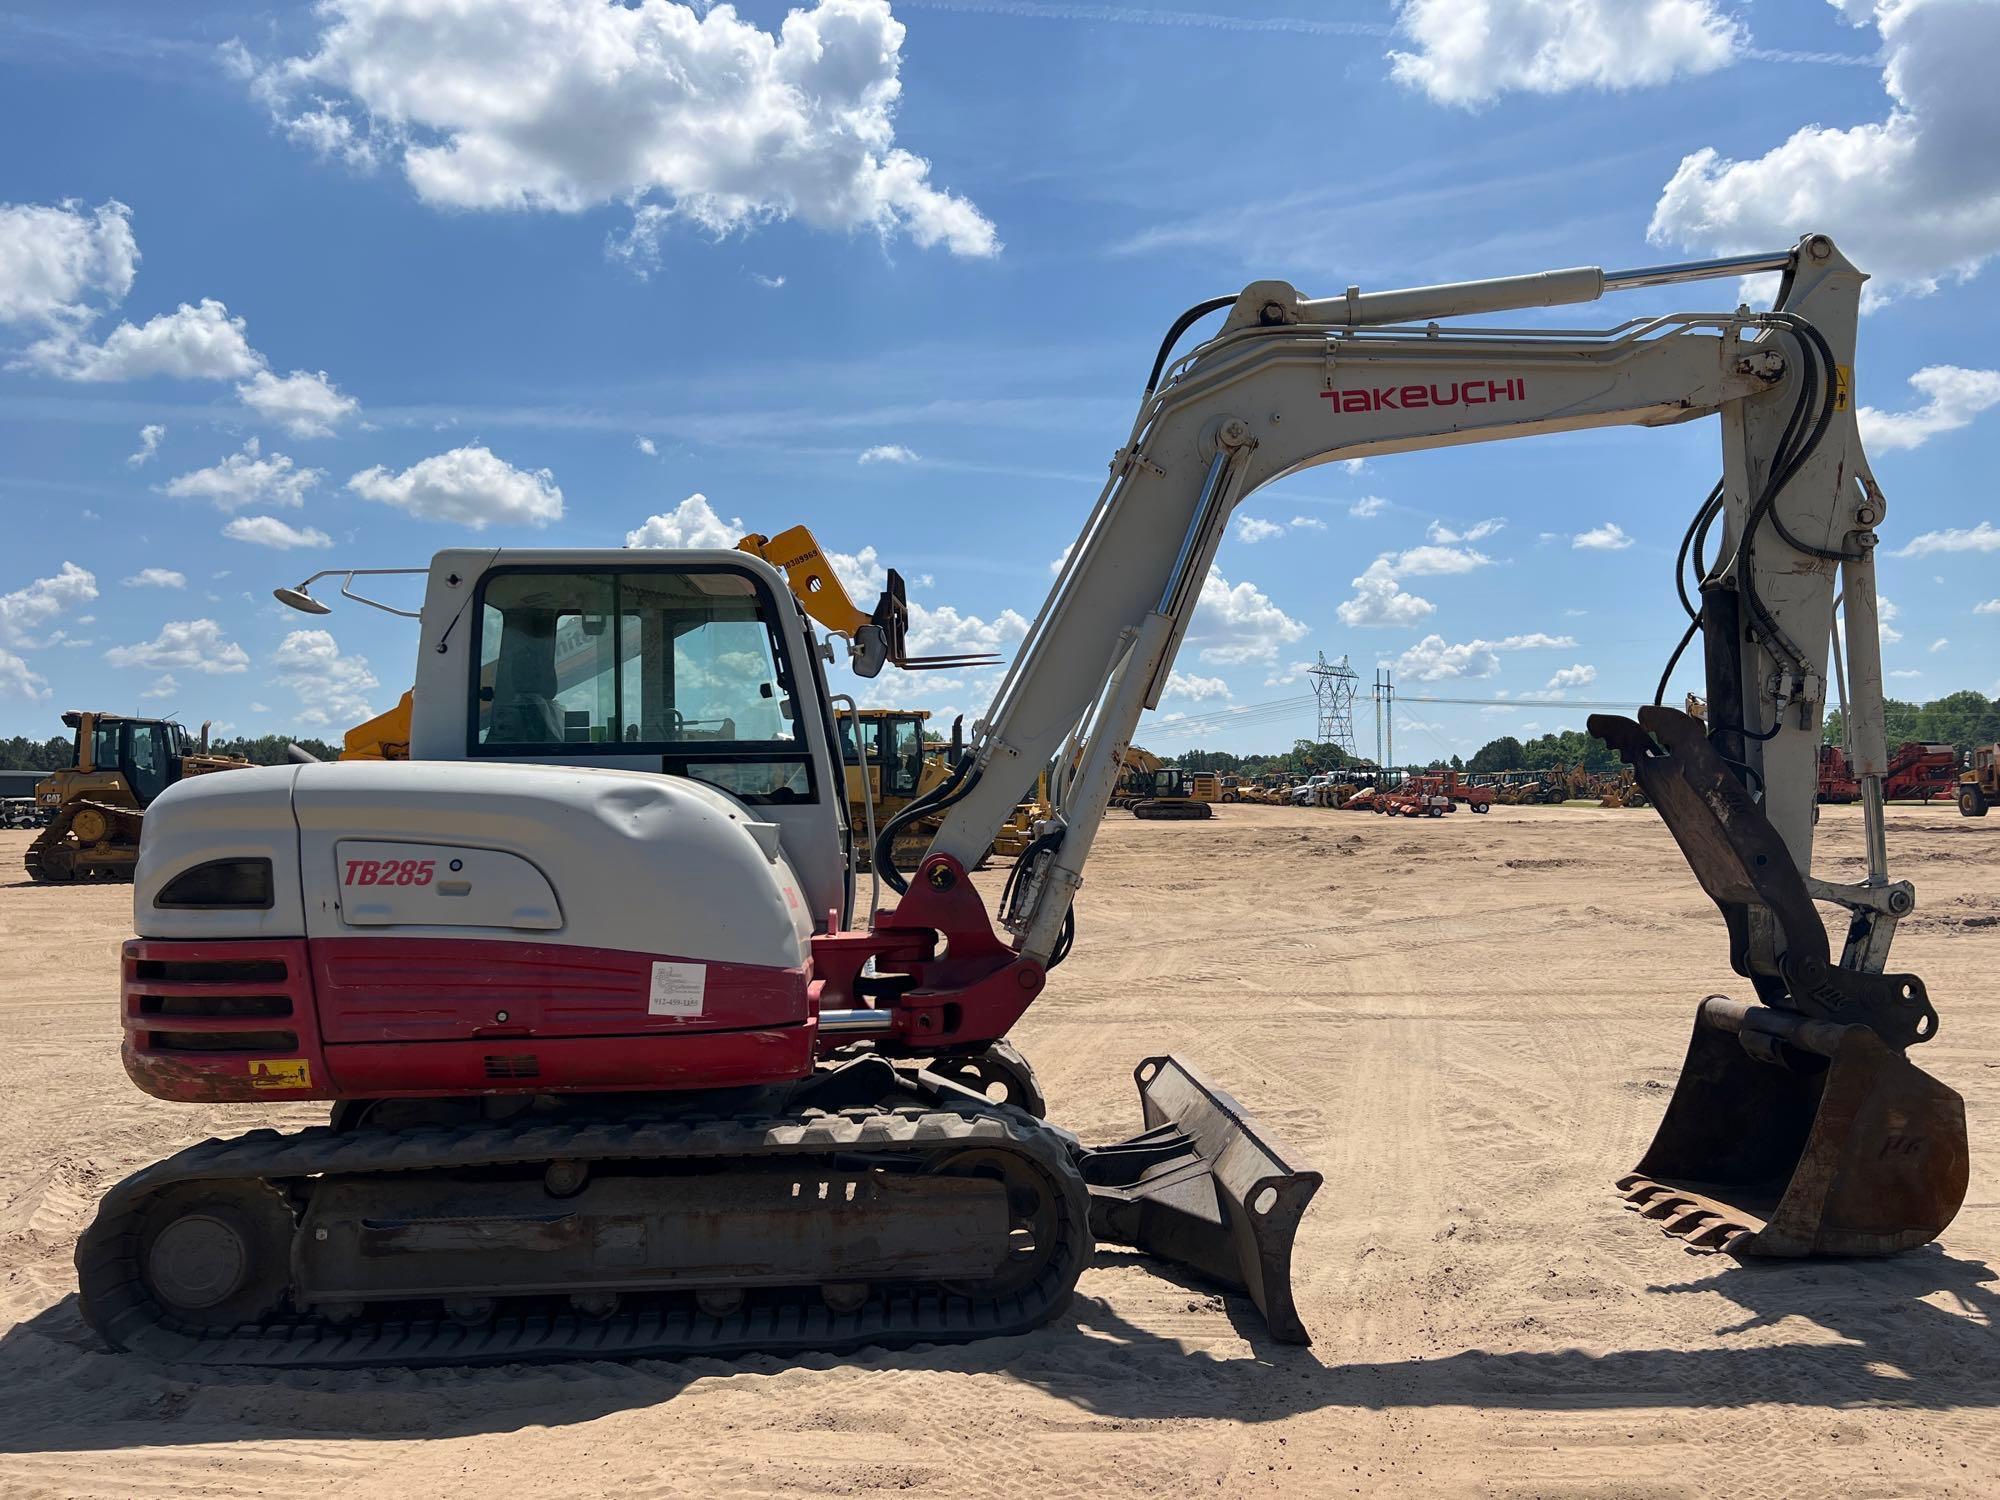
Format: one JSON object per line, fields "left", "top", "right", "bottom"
{"left": 1080, "top": 1055, "right": 1321, "bottom": 1343}
{"left": 1620, "top": 997, "right": 1968, "bottom": 1257}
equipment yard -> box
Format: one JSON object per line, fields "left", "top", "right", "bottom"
{"left": 2, "top": 802, "right": 1995, "bottom": 1499}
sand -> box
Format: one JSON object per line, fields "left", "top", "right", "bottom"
{"left": 0, "top": 803, "right": 1995, "bottom": 1498}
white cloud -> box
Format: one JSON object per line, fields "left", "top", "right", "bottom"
{"left": 1879, "top": 594, "right": 1904, "bottom": 644}
{"left": 750, "top": 272, "right": 786, "bottom": 289}
{"left": 0, "top": 561, "right": 98, "bottom": 649}
{"left": 1234, "top": 515, "right": 1284, "bottom": 544}
{"left": 163, "top": 439, "right": 323, "bottom": 512}
{"left": 1189, "top": 567, "right": 1309, "bottom": 666}
{"left": 634, "top": 435, "right": 658, "bottom": 457}
{"left": 1391, "top": 543, "right": 1492, "bottom": 576}
{"left": 1333, "top": 542, "right": 1491, "bottom": 629}
{"left": 1264, "top": 659, "right": 1318, "bottom": 687}
{"left": 1893, "top": 521, "right": 2000, "bottom": 559}
{"left": 1858, "top": 366, "right": 2000, "bottom": 451}
{"left": 1338, "top": 557, "right": 1436, "bottom": 628}
{"left": 236, "top": 368, "right": 361, "bottom": 437}
{"left": 625, "top": 492, "right": 744, "bottom": 549}
{"left": 1349, "top": 495, "right": 1388, "bottom": 518}
{"left": 224, "top": 515, "right": 334, "bottom": 549}
{"left": 272, "top": 628, "right": 380, "bottom": 726}
{"left": 1394, "top": 631, "right": 1575, "bottom": 682}
{"left": 1975, "top": 598, "right": 2000, "bottom": 615}
{"left": 1572, "top": 521, "right": 1633, "bottom": 551}
{"left": 1388, "top": 0, "right": 1739, "bottom": 107}
{"left": 1546, "top": 663, "right": 1597, "bottom": 689}
{"left": 1889, "top": 667, "right": 1925, "bottom": 679}
{"left": 126, "top": 423, "right": 165, "bottom": 466}
{"left": 1649, "top": 0, "right": 2000, "bottom": 303}
{"left": 858, "top": 444, "right": 920, "bottom": 465}
{"left": 0, "top": 649, "right": 48, "bottom": 700}
{"left": 0, "top": 198, "right": 137, "bottom": 329}
{"left": 22, "top": 297, "right": 264, "bottom": 381}
{"left": 825, "top": 543, "right": 887, "bottom": 600}
{"left": 103, "top": 618, "right": 250, "bottom": 675}
{"left": 348, "top": 445, "right": 562, "bottom": 528}
{"left": 122, "top": 568, "right": 186, "bottom": 589}
{"left": 140, "top": 672, "right": 180, "bottom": 701}
{"left": 904, "top": 600, "right": 1030, "bottom": 661}
{"left": 1163, "top": 670, "right": 1232, "bottom": 702}
{"left": 1426, "top": 516, "right": 1505, "bottom": 544}
{"left": 1289, "top": 515, "right": 1327, "bottom": 531}
{"left": 238, "top": 0, "right": 998, "bottom": 259}
{"left": 1930, "top": 637, "right": 1950, "bottom": 652}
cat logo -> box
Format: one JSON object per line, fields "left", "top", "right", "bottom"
{"left": 248, "top": 1058, "right": 312, "bottom": 1090}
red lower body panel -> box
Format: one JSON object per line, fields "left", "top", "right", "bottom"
{"left": 121, "top": 936, "right": 814, "bottom": 1104}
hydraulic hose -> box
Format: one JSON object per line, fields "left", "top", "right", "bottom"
{"left": 872, "top": 751, "right": 980, "bottom": 895}
{"left": 1145, "top": 295, "right": 1236, "bottom": 398}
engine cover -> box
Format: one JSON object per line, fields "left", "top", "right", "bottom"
{"left": 124, "top": 761, "right": 819, "bottom": 1102}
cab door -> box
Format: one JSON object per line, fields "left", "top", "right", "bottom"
{"left": 123, "top": 723, "right": 174, "bottom": 806}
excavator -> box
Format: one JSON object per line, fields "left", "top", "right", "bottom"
{"left": 78, "top": 235, "right": 1966, "bottom": 1367}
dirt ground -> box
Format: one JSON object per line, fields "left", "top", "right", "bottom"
{"left": 0, "top": 803, "right": 1995, "bottom": 1498}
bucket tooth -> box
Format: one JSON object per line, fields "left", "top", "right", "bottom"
{"left": 1623, "top": 997, "right": 1968, "bottom": 1259}
{"left": 1079, "top": 1056, "right": 1321, "bottom": 1344}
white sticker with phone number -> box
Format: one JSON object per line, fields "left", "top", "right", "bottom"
{"left": 648, "top": 961, "right": 706, "bottom": 1018}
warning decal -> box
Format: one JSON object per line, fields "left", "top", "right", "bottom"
{"left": 249, "top": 1058, "right": 313, "bottom": 1089}
{"left": 648, "top": 961, "right": 707, "bottom": 1018}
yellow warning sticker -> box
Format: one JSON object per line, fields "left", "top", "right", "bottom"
{"left": 249, "top": 1058, "right": 313, "bottom": 1090}
{"left": 1835, "top": 365, "right": 1852, "bottom": 412}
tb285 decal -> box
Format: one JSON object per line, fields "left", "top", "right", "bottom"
{"left": 344, "top": 858, "right": 436, "bottom": 887}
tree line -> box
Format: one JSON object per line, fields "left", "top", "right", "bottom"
{"left": 1823, "top": 691, "right": 2000, "bottom": 758}
{"left": 0, "top": 732, "right": 342, "bottom": 771}
{"left": 1172, "top": 690, "right": 2000, "bottom": 779}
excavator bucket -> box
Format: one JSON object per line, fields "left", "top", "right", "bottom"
{"left": 1619, "top": 997, "right": 1968, "bottom": 1256}
{"left": 1080, "top": 1056, "right": 1322, "bottom": 1342}
{"left": 1589, "top": 706, "right": 1969, "bottom": 1260}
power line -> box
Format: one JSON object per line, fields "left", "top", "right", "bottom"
{"left": 1146, "top": 686, "right": 1655, "bottom": 740}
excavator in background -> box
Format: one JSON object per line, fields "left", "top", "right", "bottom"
{"left": 79, "top": 235, "right": 1967, "bottom": 1369}
{"left": 1125, "top": 765, "right": 1216, "bottom": 820}
{"left": 1104, "top": 744, "right": 1163, "bottom": 808}
{"left": 25, "top": 712, "right": 249, "bottom": 883}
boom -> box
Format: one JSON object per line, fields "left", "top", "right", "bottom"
{"left": 917, "top": 235, "right": 1894, "bottom": 994}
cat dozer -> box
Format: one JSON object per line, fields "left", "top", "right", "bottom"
{"left": 26, "top": 712, "right": 249, "bottom": 883}
{"left": 79, "top": 234, "right": 1965, "bottom": 1370}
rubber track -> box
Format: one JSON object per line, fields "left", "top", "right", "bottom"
{"left": 76, "top": 1103, "right": 1090, "bottom": 1368}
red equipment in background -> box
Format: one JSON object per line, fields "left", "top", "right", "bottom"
{"left": 1818, "top": 741, "right": 1959, "bottom": 804}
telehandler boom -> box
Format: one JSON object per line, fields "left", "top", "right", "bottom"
{"left": 79, "top": 235, "right": 1963, "bottom": 1368}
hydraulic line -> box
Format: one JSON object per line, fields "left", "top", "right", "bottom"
{"left": 1144, "top": 296, "right": 1235, "bottom": 398}
{"left": 872, "top": 751, "right": 981, "bottom": 894}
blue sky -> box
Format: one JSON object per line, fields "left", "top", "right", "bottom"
{"left": 3, "top": 0, "right": 1997, "bottom": 762}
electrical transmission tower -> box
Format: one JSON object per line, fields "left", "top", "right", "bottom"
{"left": 1308, "top": 652, "right": 1360, "bottom": 757}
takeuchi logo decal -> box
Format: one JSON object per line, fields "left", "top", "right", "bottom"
{"left": 1322, "top": 378, "right": 1526, "bottom": 414}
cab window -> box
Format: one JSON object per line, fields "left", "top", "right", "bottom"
{"left": 90, "top": 723, "right": 120, "bottom": 772}
{"left": 885, "top": 717, "right": 923, "bottom": 798}
{"left": 470, "top": 566, "right": 814, "bottom": 804}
